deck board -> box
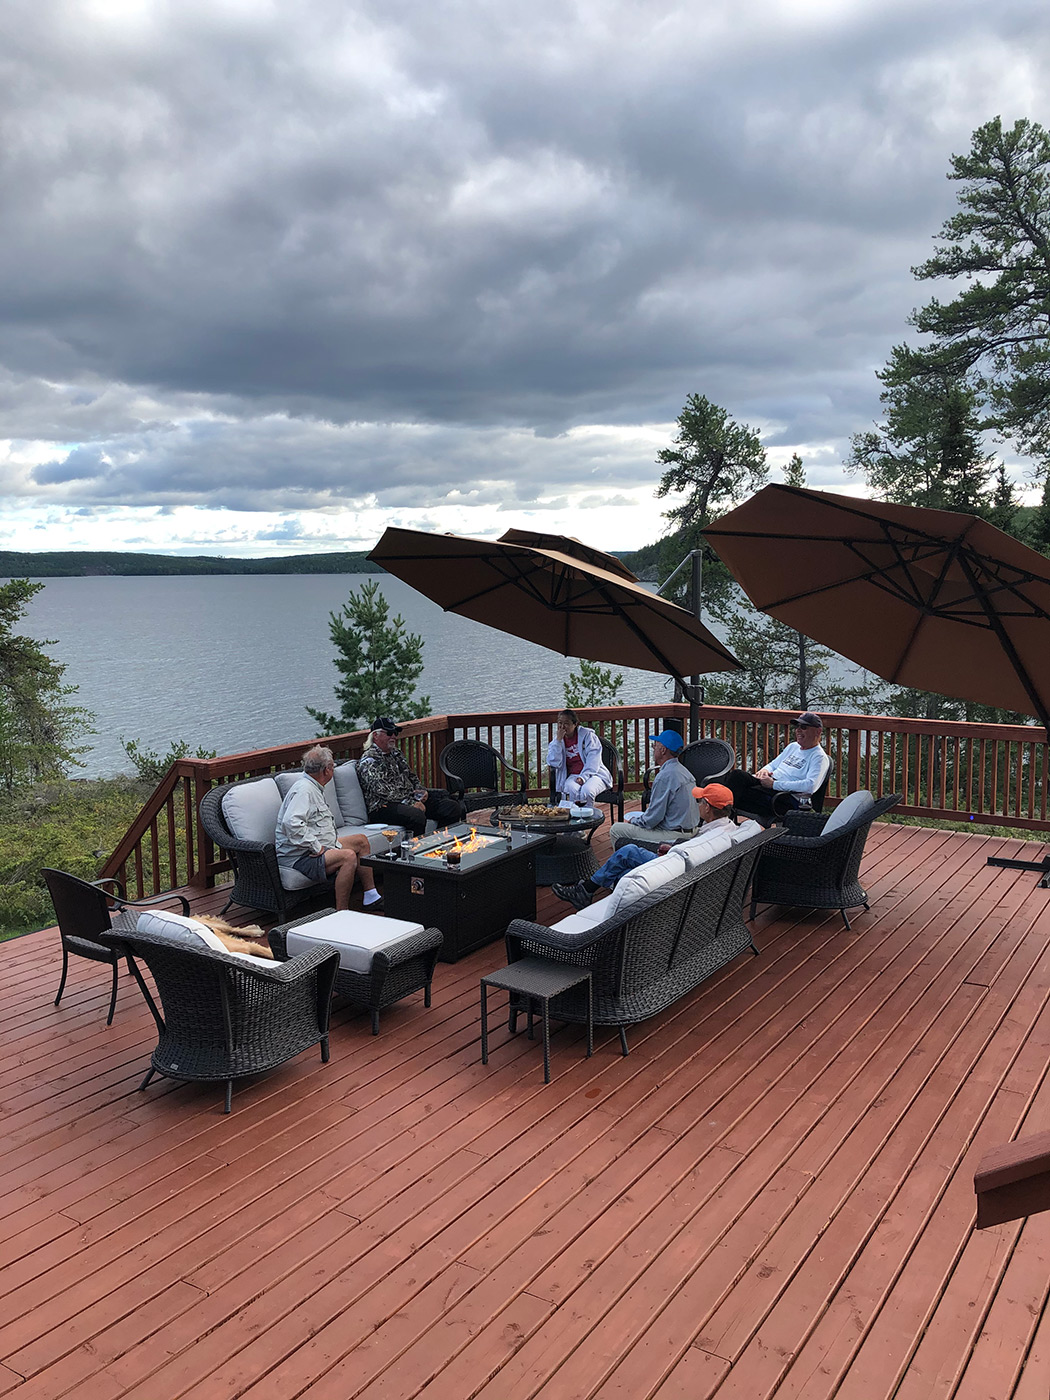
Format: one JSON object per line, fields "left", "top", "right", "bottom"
{"left": 3, "top": 821, "right": 1050, "bottom": 1398}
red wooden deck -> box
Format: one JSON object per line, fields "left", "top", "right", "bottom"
{"left": 4, "top": 820, "right": 1050, "bottom": 1399}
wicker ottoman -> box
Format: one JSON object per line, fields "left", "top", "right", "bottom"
{"left": 270, "top": 909, "right": 443, "bottom": 1033}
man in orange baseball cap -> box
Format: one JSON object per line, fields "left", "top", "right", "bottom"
{"left": 553, "top": 780, "right": 756, "bottom": 910}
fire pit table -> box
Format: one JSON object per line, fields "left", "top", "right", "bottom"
{"left": 490, "top": 807, "right": 606, "bottom": 886}
{"left": 361, "top": 823, "right": 554, "bottom": 962}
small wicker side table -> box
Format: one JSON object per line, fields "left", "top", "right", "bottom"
{"left": 480, "top": 957, "right": 593, "bottom": 1084}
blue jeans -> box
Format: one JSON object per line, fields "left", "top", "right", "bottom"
{"left": 592, "top": 844, "right": 658, "bottom": 889}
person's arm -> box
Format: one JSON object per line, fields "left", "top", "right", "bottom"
{"left": 633, "top": 767, "right": 669, "bottom": 828}
{"left": 356, "top": 753, "right": 387, "bottom": 809}
{"left": 277, "top": 786, "right": 330, "bottom": 856}
{"left": 546, "top": 737, "right": 562, "bottom": 768}
{"left": 579, "top": 729, "right": 606, "bottom": 780}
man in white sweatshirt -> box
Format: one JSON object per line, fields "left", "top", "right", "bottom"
{"left": 722, "top": 711, "right": 830, "bottom": 821}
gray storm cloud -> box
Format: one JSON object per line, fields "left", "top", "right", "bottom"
{"left": 0, "top": 0, "right": 1047, "bottom": 525}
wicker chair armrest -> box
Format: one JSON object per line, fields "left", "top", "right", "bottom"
{"left": 444, "top": 774, "right": 466, "bottom": 798}
{"left": 212, "top": 830, "right": 273, "bottom": 857}
{"left": 251, "top": 944, "right": 341, "bottom": 983}
{"left": 92, "top": 875, "right": 127, "bottom": 900}
{"left": 782, "top": 811, "right": 830, "bottom": 837}
{"left": 372, "top": 925, "right": 444, "bottom": 967}
{"left": 505, "top": 916, "right": 607, "bottom": 956}
{"left": 112, "top": 889, "right": 192, "bottom": 915}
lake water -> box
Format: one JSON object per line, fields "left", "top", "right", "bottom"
{"left": 20, "top": 574, "right": 684, "bottom": 777}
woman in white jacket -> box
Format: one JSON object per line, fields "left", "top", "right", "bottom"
{"left": 547, "top": 709, "right": 613, "bottom": 806}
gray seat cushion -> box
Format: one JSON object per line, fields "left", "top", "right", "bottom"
{"left": 821, "top": 789, "right": 875, "bottom": 836}
{"left": 333, "top": 761, "right": 368, "bottom": 825}
{"left": 221, "top": 778, "right": 282, "bottom": 845}
{"left": 274, "top": 770, "right": 342, "bottom": 826}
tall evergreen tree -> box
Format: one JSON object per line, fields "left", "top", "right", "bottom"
{"left": 906, "top": 116, "right": 1050, "bottom": 462}
{"left": 847, "top": 349, "right": 995, "bottom": 513}
{"left": 306, "top": 580, "right": 431, "bottom": 733}
{"left": 0, "top": 579, "right": 92, "bottom": 795}
{"left": 655, "top": 393, "right": 768, "bottom": 610}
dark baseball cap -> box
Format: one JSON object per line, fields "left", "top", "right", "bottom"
{"left": 371, "top": 716, "right": 402, "bottom": 735}
{"left": 795, "top": 711, "right": 823, "bottom": 729}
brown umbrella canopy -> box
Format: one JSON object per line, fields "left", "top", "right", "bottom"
{"left": 497, "top": 528, "right": 640, "bottom": 581}
{"left": 369, "top": 526, "right": 741, "bottom": 689}
{"left": 704, "top": 484, "right": 1050, "bottom": 735}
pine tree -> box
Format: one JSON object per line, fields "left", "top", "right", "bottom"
{"left": 654, "top": 393, "right": 768, "bottom": 611}
{"left": 306, "top": 581, "right": 431, "bottom": 733}
{"left": 0, "top": 579, "right": 92, "bottom": 795}
{"left": 906, "top": 117, "right": 1050, "bottom": 461}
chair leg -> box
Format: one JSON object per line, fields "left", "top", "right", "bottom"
{"left": 749, "top": 898, "right": 758, "bottom": 920}
{"left": 371, "top": 1009, "right": 380, "bottom": 1035}
{"left": 224, "top": 1080, "right": 233, "bottom": 1114}
{"left": 618, "top": 1026, "right": 629, "bottom": 1057}
{"left": 321, "top": 1035, "right": 330, "bottom": 1063}
{"left": 220, "top": 895, "right": 235, "bottom": 915}
{"left": 841, "top": 909, "right": 852, "bottom": 931}
{"left": 424, "top": 981, "right": 432, "bottom": 1008}
{"left": 138, "top": 1067, "right": 155, "bottom": 1091}
{"left": 54, "top": 949, "right": 69, "bottom": 1007}
{"left": 106, "top": 962, "right": 119, "bottom": 1026}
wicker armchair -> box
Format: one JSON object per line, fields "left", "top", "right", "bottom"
{"left": 439, "top": 739, "right": 527, "bottom": 815}
{"left": 642, "top": 737, "right": 735, "bottom": 809}
{"left": 749, "top": 792, "right": 901, "bottom": 928}
{"left": 100, "top": 927, "right": 340, "bottom": 1112}
{"left": 43, "top": 867, "right": 190, "bottom": 1026}
{"left": 199, "top": 777, "right": 334, "bottom": 916}
{"left": 548, "top": 736, "right": 625, "bottom": 824}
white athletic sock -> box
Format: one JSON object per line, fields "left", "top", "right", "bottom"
{"left": 363, "top": 888, "right": 382, "bottom": 906}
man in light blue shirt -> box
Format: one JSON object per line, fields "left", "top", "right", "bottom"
{"left": 609, "top": 729, "right": 699, "bottom": 849}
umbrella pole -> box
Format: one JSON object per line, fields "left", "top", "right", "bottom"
{"left": 690, "top": 548, "right": 703, "bottom": 743}
{"left": 658, "top": 548, "right": 706, "bottom": 742}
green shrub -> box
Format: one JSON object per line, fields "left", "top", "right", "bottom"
{"left": 120, "top": 736, "right": 216, "bottom": 786}
{"left": 0, "top": 777, "right": 151, "bottom": 934}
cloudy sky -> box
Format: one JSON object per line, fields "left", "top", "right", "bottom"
{"left": 1, "top": 0, "right": 1048, "bottom": 557}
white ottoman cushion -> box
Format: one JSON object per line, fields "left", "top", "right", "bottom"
{"left": 221, "top": 778, "right": 282, "bottom": 845}
{"left": 285, "top": 909, "right": 426, "bottom": 974}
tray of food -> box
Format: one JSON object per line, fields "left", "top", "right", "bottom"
{"left": 498, "top": 804, "right": 572, "bottom": 822}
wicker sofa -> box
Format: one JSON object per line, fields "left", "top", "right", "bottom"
{"left": 199, "top": 764, "right": 392, "bottom": 916}
{"left": 505, "top": 824, "right": 784, "bottom": 1052}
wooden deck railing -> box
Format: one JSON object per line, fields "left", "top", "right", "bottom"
{"left": 99, "top": 703, "right": 1050, "bottom": 898}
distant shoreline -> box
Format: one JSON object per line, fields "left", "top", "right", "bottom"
{"left": 0, "top": 545, "right": 645, "bottom": 579}
{"left": 0, "top": 550, "right": 385, "bottom": 578}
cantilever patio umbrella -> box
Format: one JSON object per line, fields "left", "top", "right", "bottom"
{"left": 703, "top": 484, "right": 1050, "bottom": 736}
{"left": 369, "top": 526, "right": 741, "bottom": 692}
{"left": 704, "top": 484, "right": 1050, "bottom": 883}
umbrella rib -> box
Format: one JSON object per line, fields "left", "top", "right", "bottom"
{"left": 590, "top": 580, "right": 737, "bottom": 686}
{"left": 956, "top": 551, "right": 1050, "bottom": 734}
{"left": 887, "top": 534, "right": 963, "bottom": 683}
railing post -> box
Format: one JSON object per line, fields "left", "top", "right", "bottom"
{"left": 847, "top": 724, "right": 861, "bottom": 795}
{"left": 193, "top": 764, "right": 215, "bottom": 889}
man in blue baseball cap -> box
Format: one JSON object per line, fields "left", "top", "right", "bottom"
{"left": 608, "top": 728, "right": 699, "bottom": 849}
